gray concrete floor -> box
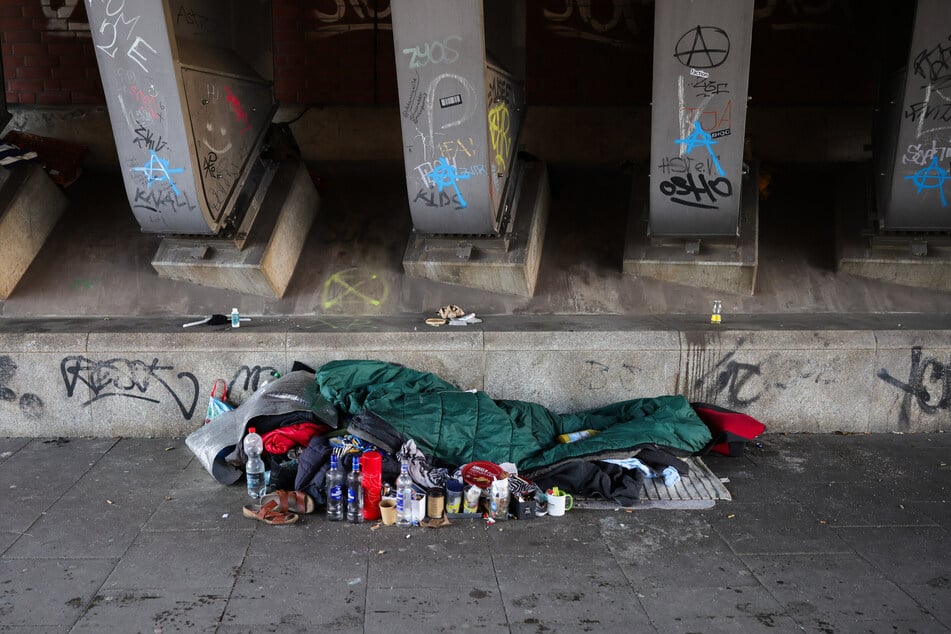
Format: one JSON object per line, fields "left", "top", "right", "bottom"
{"left": 2, "top": 161, "right": 950, "bottom": 319}
{"left": 1, "top": 432, "right": 949, "bottom": 632}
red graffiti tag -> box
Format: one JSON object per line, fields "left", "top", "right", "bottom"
{"left": 224, "top": 86, "right": 251, "bottom": 133}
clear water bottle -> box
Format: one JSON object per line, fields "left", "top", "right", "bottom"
{"left": 346, "top": 455, "right": 364, "bottom": 523}
{"left": 244, "top": 427, "right": 266, "bottom": 502}
{"left": 326, "top": 454, "right": 344, "bottom": 521}
{"left": 396, "top": 461, "right": 413, "bottom": 527}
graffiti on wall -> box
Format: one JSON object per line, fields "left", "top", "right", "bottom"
{"left": 308, "top": 0, "right": 392, "bottom": 39}
{"left": 0, "top": 356, "right": 45, "bottom": 420}
{"left": 60, "top": 355, "right": 200, "bottom": 420}
{"left": 877, "top": 347, "right": 951, "bottom": 429}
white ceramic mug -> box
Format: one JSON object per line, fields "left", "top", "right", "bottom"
{"left": 547, "top": 492, "right": 573, "bottom": 516}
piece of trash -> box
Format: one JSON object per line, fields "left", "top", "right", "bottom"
{"left": 425, "top": 317, "right": 447, "bottom": 327}
{"left": 377, "top": 549, "right": 386, "bottom": 555}
{"left": 164, "top": 496, "right": 173, "bottom": 501}
{"left": 438, "top": 304, "right": 465, "bottom": 319}
{"left": 719, "top": 477, "right": 731, "bottom": 483}
{"left": 347, "top": 578, "right": 362, "bottom": 586}
{"left": 164, "top": 446, "right": 175, "bottom": 452}
{"left": 818, "top": 519, "right": 827, "bottom": 525}
{"left": 405, "top": 534, "right": 412, "bottom": 539}
{"left": 449, "top": 313, "right": 483, "bottom": 326}
{"left": 106, "top": 499, "right": 114, "bottom": 505}
{"left": 182, "top": 314, "right": 229, "bottom": 328}
{"left": 727, "top": 514, "right": 735, "bottom": 519}
{"left": 710, "top": 300, "right": 722, "bottom": 324}
{"left": 222, "top": 513, "right": 229, "bottom": 519}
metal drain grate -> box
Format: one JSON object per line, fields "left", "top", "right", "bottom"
{"left": 573, "top": 457, "right": 731, "bottom": 510}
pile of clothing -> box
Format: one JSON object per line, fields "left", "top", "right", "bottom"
{"left": 187, "top": 360, "right": 716, "bottom": 507}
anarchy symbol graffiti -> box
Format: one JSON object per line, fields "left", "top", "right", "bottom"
{"left": 674, "top": 25, "right": 730, "bottom": 69}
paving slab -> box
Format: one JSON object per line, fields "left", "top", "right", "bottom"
{"left": 70, "top": 588, "right": 227, "bottom": 633}
{"left": 102, "top": 528, "right": 253, "bottom": 591}
{"left": 0, "top": 558, "right": 117, "bottom": 627}
{"left": 1, "top": 434, "right": 951, "bottom": 630}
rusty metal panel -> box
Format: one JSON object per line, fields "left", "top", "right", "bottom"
{"left": 649, "top": 0, "right": 755, "bottom": 238}
{"left": 392, "top": 0, "right": 524, "bottom": 235}
{"left": 880, "top": 0, "right": 951, "bottom": 231}
{"left": 84, "top": 0, "right": 274, "bottom": 235}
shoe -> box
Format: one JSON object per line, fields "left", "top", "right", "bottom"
{"left": 242, "top": 500, "right": 299, "bottom": 525}
{"left": 261, "top": 490, "right": 315, "bottom": 514}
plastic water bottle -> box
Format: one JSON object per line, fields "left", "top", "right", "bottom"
{"left": 244, "top": 427, "right": 266, "bottom": 502}
{"left": 396, "top": 462, "right": 413, "bottom": 527}
{"left": 326, "top": 454, "right": 344, "bottom": 521}
{"left": 231, "top": 307, "right": 241, "bottom": 328}
{"left": 346, "top": 455, "right": 364, "bottom": 523}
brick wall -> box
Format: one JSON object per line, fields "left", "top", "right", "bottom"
{"left": 2, "top": 0, "right": 888, "bottom": 109}
{"left": 1, "top": 0, "right": 102, "bottom": 105}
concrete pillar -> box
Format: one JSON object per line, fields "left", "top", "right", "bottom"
{"left": 83, "top": 0, "right": 276, "bottom": 235}
{"left": 390, "top": 0, "right": 525, "bottom": 235}
{"left": 876, "top": 0, "right": 951, "bottom": 231}
{"left": 625, "top": 0, "right": 758, "bottom": 295}
{"left": 392, "top": 0, "right": 549, "bottom": 297}
{"left": 649, "top": 0, "right": 755, "bottom": 238}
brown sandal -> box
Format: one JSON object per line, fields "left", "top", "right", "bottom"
{"left": 242, "top": 500, "right": 299, "bottom": 525}
{"left": 261, "top": 490, "right": 315, "bottom": 515}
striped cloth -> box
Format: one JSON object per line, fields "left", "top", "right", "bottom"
{"left": 0, "top": 143, "right": 38, "bottom": 167}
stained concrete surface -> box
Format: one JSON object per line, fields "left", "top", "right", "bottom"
{"left": 1, "top": 432, "right": 949, "bottom": 632}
{"left": 1, "top": 161, "right": 950, "bottom": 318}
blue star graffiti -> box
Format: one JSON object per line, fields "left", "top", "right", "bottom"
{"left": 131, "top": 150, "right": 185, "bottom": 196}
{"left": 425, "top": 157, "right": 471, "bottom": 209}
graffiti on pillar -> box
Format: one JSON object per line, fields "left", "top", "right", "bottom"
{"left": 403, "top": 72, "right": 485, "bottom": 207}
{"left": 424, "top": 158, "right": 471, "bottom": 209}
{"left": 899, "top": 28, "right": 951, "bottom": 208}
{"left": 901, "top": 138, "right": 951, "bottom": 167}
{"left": 131, "top": 150, "right": 185, "bottom": 197}
{"left": 0, "top": 356, "right": 46, "bottom": 420}
{"left": 877, "top": 347, "right": 951, "bottom": 429}
{"left": 60, "top": 356, "right": 199, "bottom": 420}
{"left": 90, "top": 2, "right": 158, "bottom": 74}
{"left": 402, "top": 36, "right": 462, "bottom": 69}
{"left": 308, "top": 0, "right": 393, "bottom": 39}
{"left": 487, "top": 103, "right": 511, "bottom": 176}
{"left": 656, "top": 122, "right": 733, "bottom": 210}
{"left": 673, "top": 26, "right": 730, "bottom": 69}
{"left": 903, "top": 157, "right": 949, "bottom": 207}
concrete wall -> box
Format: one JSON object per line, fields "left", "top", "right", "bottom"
{"left": 0, "top": 317, "right": 947, "bottom": 437}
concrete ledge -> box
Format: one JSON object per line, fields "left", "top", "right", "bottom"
{"left": 0, "top": 314, "right": 948, "bottom": 437}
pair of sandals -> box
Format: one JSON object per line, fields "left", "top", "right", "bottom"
{"left": 242, "top": 490, "right": 315, "bottom": 526}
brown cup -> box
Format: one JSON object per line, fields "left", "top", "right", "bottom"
{"left": 379, "top": 498, "right": 397, "bottom": 525}
{"left": 426, "top": 487, "right": 445, "bottom": 518}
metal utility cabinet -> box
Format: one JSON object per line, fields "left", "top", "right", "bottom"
{"left": 84, "top": 0, "right": 276, "bottom": 236}
{"left": 625, "top": 0, "right": 758, "bottom": 295}
{"left": 391, "top": 0, "right": 525, "bottom": 236}
{"left": 83, "top": 0, "right": 317, "bottom": 298}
